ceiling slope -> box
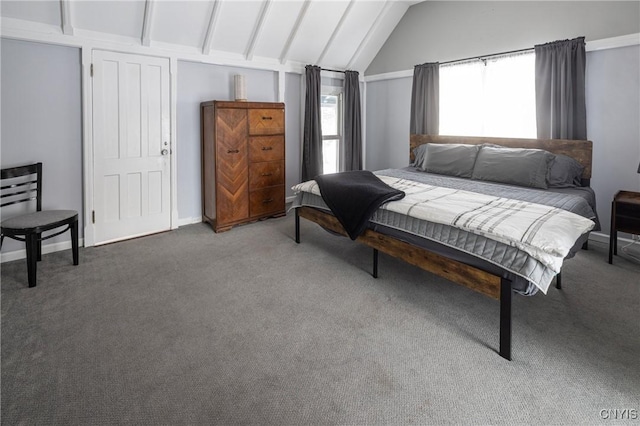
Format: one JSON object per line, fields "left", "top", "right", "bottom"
{"left": 0, "top": 0, "right": 422, "bottom": 73}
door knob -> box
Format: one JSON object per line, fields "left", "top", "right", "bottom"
{"left": 161, "top": 149, "right": 169, "bottom": 155}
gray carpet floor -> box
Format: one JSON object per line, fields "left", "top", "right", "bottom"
{"left": 1, "top": 211, "right": 639, "bottom": 425}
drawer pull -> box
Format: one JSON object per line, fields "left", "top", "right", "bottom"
{"left": 262, "top": 116, "right": 273, "bottom": 120}
{"left": 262, "top": 198, "right": 274, "bottom": 204}
{"left": 227, "top": 149, "right": 239, "bottom": 154}
{"left": 260, "top": 172, "right": 273, "bottom": 177}
{"left": 261, "top": 146, "right": 273, "bottom": 151}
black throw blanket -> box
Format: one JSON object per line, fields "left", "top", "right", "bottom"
{"left": 314, "top": 170, "right": 405, "bottom": 240}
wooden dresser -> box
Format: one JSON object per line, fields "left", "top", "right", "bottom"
{"left": 201, "top": 101, "right": 286, "bottom": 232}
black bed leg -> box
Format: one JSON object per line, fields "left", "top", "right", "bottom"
{"left": 295, "top": 208, "right": 300, "bottom": 244}
{"left": 499, "top": 277, "right": 512, "bottom": 361}
{"left": 373, "top": 249, "right": 379, "bottom": 278}
{"left": 555, "top": 271, "right": 562, "bottom": 290}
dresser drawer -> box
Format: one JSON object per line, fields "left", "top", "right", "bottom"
{"left": 249, "top": 136, "right": 284, "bottom": 162}
{"left": 250, "top": 186, "right": 284, "bottom": 217}
{"left": 248, "top": 109, "right": 284, "bottom": 135}
{"left": 249, "top": 161, "right": 284, "bottom": 190}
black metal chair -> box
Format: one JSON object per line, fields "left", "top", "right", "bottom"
{"left": 1, "top": 163, "right": 79, "bottom": 287}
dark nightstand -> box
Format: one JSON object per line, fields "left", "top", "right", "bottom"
{"left": 609, "top": 190, "right": 640, "bottom": 264}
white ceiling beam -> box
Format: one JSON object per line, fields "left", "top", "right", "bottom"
{"left": 316, "top": 0, "right": 355, "bottom": 66}
{"left": 202, "top": 0, "right": 222, "bottom": 55}
{"left": 245, "top": 0, "right": 272, "bottom": 61}
{"left": 141, "top": 0, "right": 156, "bottom": 47}
{"left": 279, "top": 0, "right": 311, "bottom": 65}
{"left": 1, "top": 17, "right": 309, "bottom": 74}
{"left": 346, "top": 0, "right": 392, "bottom": 71}
{"left": 60, "top": 0, "right": 74, "bottom": 36}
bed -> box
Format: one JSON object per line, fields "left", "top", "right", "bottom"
{"left": 292, "top": 134, "right": 598, "bottom": 360}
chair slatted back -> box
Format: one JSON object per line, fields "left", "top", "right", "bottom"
{"left": 0, "top": 163, "right": 42, "bottom": 211}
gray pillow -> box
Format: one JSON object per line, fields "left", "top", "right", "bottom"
{"left": 418, "top": 143, "right": 481, "bottom": 178}
{"left": 411, "top": 144, "right": 428, "bottom": 167}
{"left": 548, "top": 154, "right": 584, "bottom": 188}
{"left": 471, "top": 145, "right": 554, "bottom": 189}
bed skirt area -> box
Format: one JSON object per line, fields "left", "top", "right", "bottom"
{"left": 292, "top": 194, "right": 547, "bottom": 296}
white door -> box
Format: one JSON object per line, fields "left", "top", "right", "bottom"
{"left": 92, "top": 50, "right": 171, "bottom": 245}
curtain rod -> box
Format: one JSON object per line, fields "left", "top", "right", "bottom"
{"left": 438, "top": 47, "right": 534, "bottom": 66}
{"left": 321, "top": 67, "right": 346, "bottom": 73}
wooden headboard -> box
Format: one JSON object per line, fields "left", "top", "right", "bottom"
{"left": 410, "top": 134, "right": 593, "bottom": 181}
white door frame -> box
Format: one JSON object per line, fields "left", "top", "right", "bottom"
{"left": 81, "top": 46, "right": 179, "bottom": 247}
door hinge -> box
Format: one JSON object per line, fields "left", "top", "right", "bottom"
{"left": 92, "top": 210, "right": 95, "bottom": 223}
{"left": 90, "top": 63, "right": 93, "bottom": 77}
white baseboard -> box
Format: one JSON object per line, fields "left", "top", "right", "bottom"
{"left": 2, "top": 216, "right": 205, "bottom": 262}
{"left": 177, "top": 216, "right": 203, "bottom": 227}
{"left": 588, "top": 232, "right": 610, "bottom": 245}
{"left": 0, "top": 230, "right": 620, "bottom": 264}
{"left": 588, "top": 231, "right": 635, "bottom": 245}
{"left": 286, "top": 195, "right": 296, "bottom": 204}
{"left": 1, "top": 238, "right": 85, "bottom": 263}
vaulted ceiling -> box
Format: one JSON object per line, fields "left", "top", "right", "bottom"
{"left": 0, "top": 0, "right": 422, "bottom": 72}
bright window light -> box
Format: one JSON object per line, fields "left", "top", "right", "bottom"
{"left": 321, "top": 90, "right": 342, "bottom": 175}
{"left": 440, "top": 51, "right": 536, "bottom": 138}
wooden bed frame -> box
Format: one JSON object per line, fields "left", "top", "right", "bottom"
{"left": 294, "top": 135, "right": 593, "bottom": 360}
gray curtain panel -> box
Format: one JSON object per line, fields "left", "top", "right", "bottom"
{"left": 302, "top": 65, "right": 323, "bottom": 180}
{"left": 343, "top": 70, "right": 362, "bottom": 171}
{"left": 535, "top": 37, "right": 587, "bottom": 140}
{"left": 410, "top": 62, "right": 439, "bottom": 135}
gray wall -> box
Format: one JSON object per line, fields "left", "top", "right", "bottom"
{"left": 285, "top": 72, "right": 302, "bottom": 196}
{"left": 365, "top": 77, "right": 412, "bottom": 171}
{"left": 1, "top": 38, "right": 83, "bottom": 253}
{"left": 367, "top": 1, "right": 640, "bottom": 75}
{"left": 586, "top": 45, "right": 640, "bottom": 234}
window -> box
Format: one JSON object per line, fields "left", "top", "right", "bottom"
{"left": 321, "top": 86, "right": 343, "bottom": 175}
{"left": 439, "top": 51, "right": 536, "bottom": 138}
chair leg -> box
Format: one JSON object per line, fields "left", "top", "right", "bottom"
{"left": 71, "top": 219, "right": 79, "bottom": 266}
{"left": 36, "top": 232, "right": 42, "bottom": 261}
{"left": 25, "top": 233, "right": 38, "bottom": 288}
